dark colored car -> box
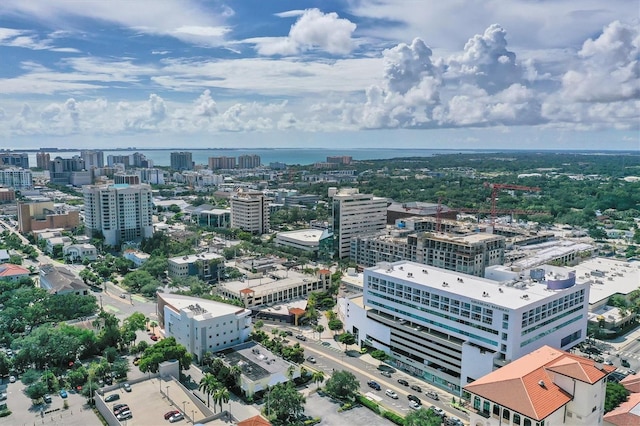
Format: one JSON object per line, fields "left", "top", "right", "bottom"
{"left": 397, "top": 378, "right": 409, "bottom": 386}
{"left": 114, "top": 405, "right": 130, "bottom": 416}
{"left": 295, "top": 334, "right": 307, "bottom": 341}
{"left": 113, "top": 403, "right": 128, "bottom": 413}
{"left": 621, "top": 359, "right": 631, "bottom": 368}
{"left": 165, "top": 410, "right": 180, "bottom": 420}
{"left": 104, "top": 393, "right": 120, "bottom": 402}
{"left": 285, "top": 330, "right": 293, "bottom": 336}
{"left": 408, "top": 394, "right": 421, "bottom": 405}
{"left": 410, "top": 384, "right": 422, "bottom": 393}
{"left": 367, "top": 380, "right": 381, "bottom": 391}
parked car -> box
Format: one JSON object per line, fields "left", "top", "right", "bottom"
{"left": 408, "top": 394, "right": 421, "bottom": 405}
{"left": 381, "top": 371, "right": 392, "bottom": 378}
{"left": 8, "top": 376, "right": 15, "bottom": 383}
{"left": 113, "top": 403, "right": 128, "bottom": 413}
{"left": 426, "top": 390, "right": 439, "bottom": 400}
{"left": 604, "top": 360, "right": 614, "bottom": 366}
{"left": 43, "top": 394, "right": 52, "bottom": 403}
{"left": 151, "top": 335, "right": 159, "bottom": 341}
{"left": 133, "top": 356, "right": 141, "bottom": 366}
{"left": 0, "top": 393, "right": 6, "bottom": 401}
{"left": 104, "top": 393, "right": 120, "bottom": 402}
{"left": 367, "top": 380, "right": 381, "bottom": 391}
{"left": 385, "top": 389, "right": 398, "bottom": 399}
{"left": 114, "top": 405, "right": 130, "bottom": 416}
{"left": 306, "top": 356, "right": 317, "bottom": 363}
{"left": 628, "top": 369, "right": 637, "bottom": 375}
{"left": 169, "top": 412, "right": 184, "bottom": 423}
{"left": 123, "top": 383, "right": 131, "bottom": 392}
{"left": 59, "top": 389, "right": 68, "bottom": 398}
{"left": 295, "top": 334, "right": 307, "bottom": 341}
{"left": 164, "top": 410, "right": 181, "bottom": 420}
{"left": 397, "top": 378, "right": 409, "bottom": 386}
{"left": 117, "top": 410, "right": 132, "bottom": 421}
{"left": 445, "top": 417, "right": 464, "bottom": 426}
{"left": 410, "top": 384, "right": 422, "bottom": 393}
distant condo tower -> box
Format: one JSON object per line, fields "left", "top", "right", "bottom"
{"left": 208, "top": 156, "right": 237, "bottom": 170}
{"left": 238, "top": 154, "right": 261, "bottom": 169}
{"left": 170, "top": 151, "right": 194, "bottom": 171}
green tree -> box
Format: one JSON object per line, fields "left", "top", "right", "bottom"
{"left": 0, "top": 352, "right": 11, "bottom": 377}
{"left": 605, "top": 382, "right": 629, "bottom": 413}
{"left": 141, "top": 256, "right": 168, "bottom": 278}
{"left": 264, "top": 383, "right": 306, "bottom": 425}
{"left": 199, "top": 373, "right": 220, "bottom": 408}
{"left": 213, "top": 386, "right": 230, "bottom": 414}
{"left": 25, "top": 381, "right": 48, "bottom": 401}
{"left": 137, "top": 337, "right": 192, "bottom": 373}
{"left": 328, "top": 318, "right": 343, "bottom": 334}
{"left": 338, "top": 332, "right": 356, "bottom": 351}
{"left": 405, "top": 407, "right": 442, "bottom": 426}
{"left": 122, "top": 270, "right": 160, "bottom": 293}
{"left": 315, "top": 324, "right": 325, "bottom": 340}
{"left": 311, "top": 370, "right": 325, "bottom": 389}
{"left": 324, "top": 370, "right": 359, "bottom": 402}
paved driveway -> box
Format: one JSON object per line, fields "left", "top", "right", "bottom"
{"left": 304, "top": 392, "right": 395, "bottom": 426}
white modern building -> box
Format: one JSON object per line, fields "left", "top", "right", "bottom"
{"left": 157, "top": 293, "right": 252, "bottom": 363}
{"left": 331, "top": 188, "right": 387, "bottom": 258}
{"left": 122, "top": 249, "right": 150, "bottom": 267}
{"left": 344, "top": 260, "right": 590, "bottom": 395}
{"left": 167, "top": 252, "right": 224, "bottom": 282}
{"left": 83, "top": 183, "right": 154, "bottom": 247}
{"left": 275, "top": 228, "right": 333, "bottom": 253}
{"left": 0, "top": 168, "right": 33, "bottom": 189}
{"left": 230, "top": 190, "right": 270, "bottom": 235}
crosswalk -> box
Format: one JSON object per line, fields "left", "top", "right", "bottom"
{"left": 617, "top": 350, "right": 640, "bottom": 361}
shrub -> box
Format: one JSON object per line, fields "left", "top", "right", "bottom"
{"left": 381, "top": 410, "right": 405, "bottom": 426}
{"left": 0, "top": 409, "right": 11, "bottom": 417}
{"left": 356, "top": 394, "right": 380, "bottom": 414}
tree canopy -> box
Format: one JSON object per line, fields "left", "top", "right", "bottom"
{"left": 324, "top": 370, "right": 359, "bottom": 402}
{"left": 137, "top": 337, "right": 192, "bottom": 373}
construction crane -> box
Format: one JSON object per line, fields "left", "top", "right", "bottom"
{"left": 484, "top": 182, "right": 541, "bottom": 231}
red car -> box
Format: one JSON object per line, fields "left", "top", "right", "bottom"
{"left": 151, "top": 335, "right": 159, "bottom": 341}
{"left": 164, "top": 410, "right": 180, "bottom": 420}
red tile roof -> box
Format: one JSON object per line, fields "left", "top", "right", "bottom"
{"left": 237, "top": 415, "right": 272, "bottom": 426}
{"left": 0, "top": 263, "right": 30, "bottom": 277}
{"left": 464, "top": 345, "right": 614, "bottom": 421}
{"left": 288, "top": 307, "right": 306, "bottom": 316}
{"left": 620, "top": 373, "right": 640, "bottom": 394}
{"left": 603, "top": 392, "right": 640, "bottom": 426}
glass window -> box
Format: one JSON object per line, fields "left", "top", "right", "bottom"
{"left": 493, "top": 404, "right": 500, "bottom": 416}
{"left": 483, "top": 401, "right": 490, "bottom": 414}
{"left": 474, "top": 397, "right": 481, "bottom": 410}
{"left": 524, "top": 419, "right": 531, "bottom": 426}
{"left": 503, "top": 409, "right": 510, "bottom": 420}
{"left": 513, "top": 414, "right": 521, "bottom": 425}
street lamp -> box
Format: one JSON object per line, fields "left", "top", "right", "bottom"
{"left": 191, "top": 409, "right": 195, "bottom": 423}
{"left": 182, "top": 400, "right": 188, "bottom": 414}
{"left": 166, "top": 385, "right": 170, "bottom": 403}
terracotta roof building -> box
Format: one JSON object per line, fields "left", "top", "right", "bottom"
{"left": 237, "top": 414, "right": 271, "bottom": 426}
{"left": 464, "top": 345, "right": 614, "bottom": 426}
{"left": 603, "top": 392, "right": 640, "bottom": 426}
{"left": 620, "top": 373, "right": 640, "bottom": 394}
{"left": 0, "top": 263, "right": 30, "bottom": 281}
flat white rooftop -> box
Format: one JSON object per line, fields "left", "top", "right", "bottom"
{"left": 160, "top": 293, "right": 247, "bottom": 319}
{"left": 169, "top": 252, "right": 223, "bottom": 264}
{"left": 276, "top": 228, "right": 325, "bottom": 242}
{"left": 222, "top": 268, "right": 315, "bottom": 294}
{"left": 572, "top": 257, "right": 640, "bottom": 305}
{"left": 367, "top": 261, "right": 587, "bottom": 310}
{"left": 510, "top": 240, "right": 594, "bottom": 270}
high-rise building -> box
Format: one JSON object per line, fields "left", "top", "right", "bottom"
{"left": 230, "top": 190, "right": 270, "bottom": 235}
{"left": 132, "top": 152, "right": 153, "bottom": 168}
{"left": 0, "top": 168, "right": 33, "bottom": 189}
{"left": 170, "top": 151, "right": 193, "bottom": 171}
{"left": 0, "top": 153, "right": 29, "bottom": 169}
{"left": 49, "top": 156, "right": 88, "bottom": 185}
{"left": 36, "top": 152, "right": 51, "bottom": 169}
{"left": 80, "top": 150, "right": 104, "bottom": 168}
{"left": 208, "top": 156, "right": 237, "bottom": 170}
{"left": 326, "top": 155, "right": 352, "bottom": 165}
{"left": 238, "top": 154, "right": 261, "bottom": 169}
{"left": 106, "top": 154, "right": 131, "bottom": 168}
{"left": 83, "top": 183, "right": 154, "bottom": 247}
{"left": 331, "top": 188, "right": 387, "bottom": 258}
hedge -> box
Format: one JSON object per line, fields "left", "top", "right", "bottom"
{"left": 381, "top": 410, "right": 405, "bottom": 426}
{"left": 356, "top": 394, "right": 380, "bottom": 414}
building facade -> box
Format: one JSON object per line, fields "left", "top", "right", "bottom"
{"left": 209, "top": 156, "right": 237, "bottom": 170}
{"left": 0, "top": 153, "right": 29, "bottom": 169}
{"left": 83, "top": 183, "right": 154, "bottom": 247}
{"left": 36, "top": 152, "right": 51, "bottom": 169}
{"left": 167, "top": 253, "right": 224, "bottom": 283}
{"left": 0, "top": 168, "right": 33, "bottom": 189}
{"left": 80, "top": 150, "right": 105, "bottom": 168}
{"left": 464, "top": 345, "right": 613, "bottom": 426}
{"left": 238, "top": 155, "right": 261, "bottom": 169}
{"left": 170, "top": 151, "right": 194, "bottom": 171}
{"left": 17, "top": 200, "right": 80, "bottom": 233}
{"left": 331, "top": 188, "right": 387, "bottom": 258}
{"left": 157, "top": 293, "right": 252, "bottom": 362}
{"left": 230, "top": 191, "right": 270, "bottom": 235}
{"left": 345, "top": 261, "right": 590, "bottom": 395}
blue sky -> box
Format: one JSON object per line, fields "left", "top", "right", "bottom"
{"left": 0, "top": 0, "right": 638, "bottom": 150}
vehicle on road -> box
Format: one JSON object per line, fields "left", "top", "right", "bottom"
{"left": 59, "top": 389, "right": 68, "bottom": 398}
{"left": 381, "top": 371, "right": 392, "bottom": 378}
{"left": 367, "top": 380, "right": 381, "bottom": 391}
{"left": 385, "top": 389, "right": 398, "bottom": 399}
{"left": 306, "top": 356, "right": 317, "bottom": 363}
{"left": 445, "top": 417, "right": 464, "bottom": 426}
{"left": 164, "top": 410, "right": 180, "bottom": 420}
{"left": 410, "top": 384, "right": 422, "bottom": 393}
{"left": 628, "top": 369, "right": 637, "bottom": 375}
{"left": 295, "top": 334, "right": 307, "bottom": 341}
{"left": 397, "top": 378, "right": 409, "bottom": 386}
{"left": 120, "top": 293, "right": 127, "bottom": 299}
{"left": 408, "top": 394, "right": 421, "bottom": 405}
{"left": 123, "top": 383, "right": 131, "bottom": 392}
{"left": 8, "top": 376, "right": 15, "bottom": 383}
{"left": 430, "top": 406, "right": 445, "bottom": 417}
{"left": 169, "top": 412, "right": 184, "bottom": 423}
{"left": 426, "top": 390, "right": 439, "bottom": 400}
{"left": 104, "top": 393, "right": 120, "bottom": 402}
{"left": 621, "top": 359, "right": 631, "bottom": 368}
{"left": 604, "top": 360, "right": 614, "bottom": 366}
{"left": 321, "top": 341, "right": 331, "bottom": 346}
{"left": 285, "top": 330, "right": 293, "bottom": 336}
{"left": 409, "top": 401, "right": 421, "bottom": 410}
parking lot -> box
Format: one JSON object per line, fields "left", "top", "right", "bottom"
{"left": 304, "top": 392, "right": 396, "bottom": 426}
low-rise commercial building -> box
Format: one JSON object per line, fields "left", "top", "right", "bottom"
{"left": 63, "top": 243, "right": 98, "bottom": 262}
{"left": 167, "top": 252, "right": 224, "bottom": 283}
{"left": 39, "top": 264, "right": 90, "bottom": 295}
{"left": 464, "top": 345, "right": 613, "bottom": 426}
{"left": 17, "top": 200, "right": 80, "bottom": 234}
{"left": 157, "top": 293, "right": 252, "bottom": 363}
{"left": 123, "top": 249, "right": 150, "bottom": 267}
{"left": 275, "top": 228, "right": 333, "bottom": 258}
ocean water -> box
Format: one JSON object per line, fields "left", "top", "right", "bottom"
{"left": 27, "top": 148, "right": 480, "bottom": 167}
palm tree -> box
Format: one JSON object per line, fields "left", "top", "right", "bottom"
{"left": 286, "top": 365, "right": 296, "bottom": 382}
{"left": 311, "top": 370, "right": 325, "bottom": 389}
{"left": 315, "top": 324, "right": 325, "bottom": 341}
{"left": 228, "top": 365, "right": 242, "bottom": 388}
{"left": 198, "top": 373, "right": 219, "bottom": 408}
{"left": 213, "top": 387, "right": 230, "bottom": 414}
